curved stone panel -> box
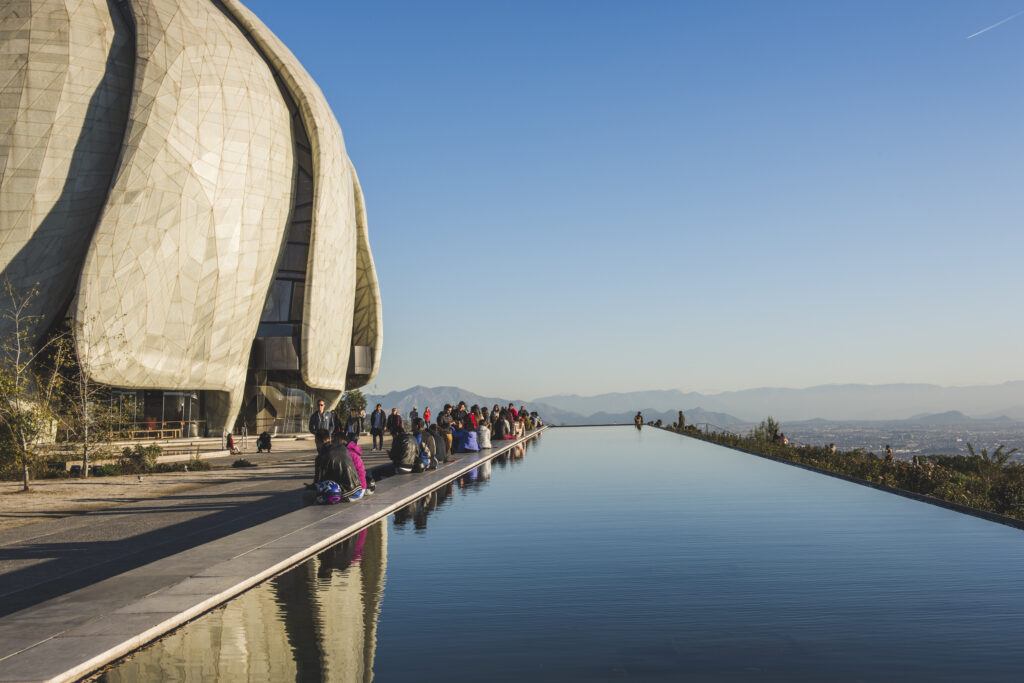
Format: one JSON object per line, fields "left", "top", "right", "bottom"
{"left": 217, "top": 0, "right": 367, "bottom": 391}
{"left": 0, "top": 0, "right": 133, "bottom": 340}
{"left": 351, "top": 161, "right": 382, "bottom": 384}
{"left": 72, "top": 0, "right": 294, "bottom": 417}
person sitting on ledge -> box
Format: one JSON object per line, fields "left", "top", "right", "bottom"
{"left": 344, "top": 435, "right": 373, "bottom": 498}
{"left": 452, "top": 420, "right": 480, "bottom": 453}
{"left": 313, "top": 430, "right": 363, "bottom": 502}
{"left": 425, "top": 423, "right": 450, "bottom": 464}
{"left": 477, "top": 418, "right": 492, "bottom": 449}
{"left": 389, "top": 427, "right": 421, "bottom": 474}
{"left": 410, "top": 418, "right": 437, "bottom": 471}
{"left": 494, "top": 410, "right": 512, "bottom": 440}
{"left": 513, "top": 416, "right": 525, "bottom": 439}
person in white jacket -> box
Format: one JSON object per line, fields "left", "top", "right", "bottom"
{"left": 477, "top": 421, "right": 492, "bottom": 449}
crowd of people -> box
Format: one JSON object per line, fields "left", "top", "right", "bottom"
{"left": 308, "top": 398, "right": 544, "bottom": 504}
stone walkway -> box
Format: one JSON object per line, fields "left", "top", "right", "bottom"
{"left": 0, "top": 433, "right": 397, "bottom": 531}
{"left": 0, "top": 429, "right": 545, "bottom": 682}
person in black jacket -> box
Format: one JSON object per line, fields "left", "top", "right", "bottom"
{"left": 426, "top": 424, "right": 450, "bottom": 463}
{"left": 388, "top": 428, "right": 420, "bottom": 474}
{"left": 386, "top": 408, "right": 403, "bottom": 438}
{"left": 309, "top": 400, "right": 336, "bottom": 449}
{"left": 453, "top": 401, "right": 468, "bottom": 425}
{"left": 313, "top": 430, "right": 361, "bottom": 498}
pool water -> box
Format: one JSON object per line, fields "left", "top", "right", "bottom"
{"left": 101, "top": 427, "right": 1024, "bottom": 681}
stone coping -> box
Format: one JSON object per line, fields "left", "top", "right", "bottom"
{"left": 0, "top": 429, "right": 547, "bottom": 683}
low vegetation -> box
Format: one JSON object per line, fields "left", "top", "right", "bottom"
{"left": 668, "top": 419, "right": 1024, "bottom": 520}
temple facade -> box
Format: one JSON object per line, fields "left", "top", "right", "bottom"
{"left": 0, "top": 0, "right": 381, "bottom": 435}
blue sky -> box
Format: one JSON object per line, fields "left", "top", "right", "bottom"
{"left": 245, "top": 0, "right": 1024, "bottom": 398}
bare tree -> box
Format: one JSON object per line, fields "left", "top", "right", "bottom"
{"left": 0, "top": 281, "right": 68, "bottom": 491}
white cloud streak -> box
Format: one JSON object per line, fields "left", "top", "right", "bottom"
{"left": 966, "top": 9, "right": 1024, "bottom": 39}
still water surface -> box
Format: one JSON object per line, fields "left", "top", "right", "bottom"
{"left": 102, "top": 427, "right": 1024, "bottom": 681}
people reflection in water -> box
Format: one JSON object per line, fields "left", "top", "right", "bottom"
{"left": 393, "top": 483, "right": 454, "bottom": 532}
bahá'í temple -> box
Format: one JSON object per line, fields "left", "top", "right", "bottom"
{"left": 0, "top": 0, "right": 382, "bottom": 436}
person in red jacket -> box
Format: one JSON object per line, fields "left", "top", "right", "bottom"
{"left": 424, "top": 406, "right": 431, "bottom": 424}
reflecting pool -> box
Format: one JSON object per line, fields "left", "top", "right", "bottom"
{"left": 101, "top": 427, "right": 1024, "bottom": 681}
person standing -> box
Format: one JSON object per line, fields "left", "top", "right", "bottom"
{"left": 359, "top": 406, "right": 367, "bottom": 434}
{"left": 423, "top": 406, "right": 431, "bottom": 425}
{"left": 309, "top": 399, "right": 336, "bottom": 449}
{"left": 387, "top": 408, "right": 403, "bottom": 438}
{"left": 369, "top": 404, "right": 386, "bottom": 451}
{"left": 409, "top": 406, "right": 420, "bottom": 424}
{"left": 634, "top": 411, "right": 643, "bottom": 430}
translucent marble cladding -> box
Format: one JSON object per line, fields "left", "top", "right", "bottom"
{"left": 0, "top": 0, "right": 133, "bottom": 339}
{"left": 351, "top": 161, "right": 382, "bottom": 382}
{"left": 218, "top": 0, "right": 381, "bottom": 391}
{"left": 72, "top": 0, "right": 294, "bottom": 411}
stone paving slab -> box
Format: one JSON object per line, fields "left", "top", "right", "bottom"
{"left": 0, "top": 429, "right": 545, "bottom": 682}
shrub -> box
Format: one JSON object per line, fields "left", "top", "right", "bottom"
{"left": 119, "top": 444, "right": 162, "bottom": 473}
{"left": 232, "top": 458, "right": 256, "bottom": 468}
{"left": 92, "top": 463, "right": 122, "bottom": 477}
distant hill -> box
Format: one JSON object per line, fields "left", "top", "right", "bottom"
{"left": 907, "top": 410, "right": 979, "bottom": 425}
{"left": 534, "top": 381, "right": 1024, "bottom": 422}
{"left": 533, "top": 390, "right": 705, "bottom": 417}
{"left": 981, "top": 405, "right": 1024, "bottom": 421}
{"left": 577, "top": 407, "right": 751, "bottom": 429}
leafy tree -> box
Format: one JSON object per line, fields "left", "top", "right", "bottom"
{"left": 751, "top": 416, "right": 781, "bottom": 445}
{"left": 338, "top": 389, "right": 367, "bottom": 417}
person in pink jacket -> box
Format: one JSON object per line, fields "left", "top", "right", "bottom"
{"left": 345, "top": 438, "right": 373, "bottom": 499}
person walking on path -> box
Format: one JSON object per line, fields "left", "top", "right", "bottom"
{"left": 309, "top": 399, "right": 336, "bottom": 449}
{"left": 369, "top": 404, "right": 386, "bottom": 451}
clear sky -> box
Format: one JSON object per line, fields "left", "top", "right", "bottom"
{"left": 245, "top": 0, "right": 1024, "bottom": 399}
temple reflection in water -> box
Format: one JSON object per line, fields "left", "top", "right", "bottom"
{"left": 101, "top": 522, "right": 387, "bottom": 682}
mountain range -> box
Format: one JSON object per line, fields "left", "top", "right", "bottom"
{"left": 533, "top": 381, "right": 1024, "bottom": 422}
{"left": 364, "top": 381, "right": 1024, "bottom": 426}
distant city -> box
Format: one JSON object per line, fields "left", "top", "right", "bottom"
{"left": 780, "top": 415, "right": 1024, "bottom": 459}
